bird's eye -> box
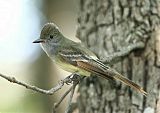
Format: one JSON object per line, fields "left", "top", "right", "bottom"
{"left": 50, "top": 35, "right": 53, "bottom": 39}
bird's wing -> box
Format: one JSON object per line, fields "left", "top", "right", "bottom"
{"left": 58, "top": 46, "right": 110, "bottom": 75}
{"left": 58, "top": 46, "right": 147, "bottom": 96}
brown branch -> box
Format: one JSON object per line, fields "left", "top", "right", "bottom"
{"left": 101, "top": 42, "right": 145, "bottom": 63}
{"left": 65, "top": 81, "right": 78, "bottom": 113}
{"left": 0, "top": 73, "right": 65, "bottom": 95}
{"left": 0, "top": 73, "right": 82, "bottom": 113}
{"left": 53, "top": 86, "right": 73, "bottom": 113}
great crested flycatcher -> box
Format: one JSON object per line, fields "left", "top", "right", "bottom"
{"left": 33, "top": 23, "right": 147, "bottom": 96}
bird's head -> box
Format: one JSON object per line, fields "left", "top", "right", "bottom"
{"left": 33, "top": 23, "right": 62, "bottom": 44}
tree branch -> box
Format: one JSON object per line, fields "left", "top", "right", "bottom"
{"left": 0, "top": 73, "right": 82, "bottom": 113}
{"left": 101, "top": 42, "right": 145, "bottom": 63}
{"left": 0, "top": 73, "right": 65, "bottom": 95}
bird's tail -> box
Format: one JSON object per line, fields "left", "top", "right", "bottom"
{"left": 103, "top": 69, "right": 147, "bottom": 96}
{"left": 76, "top": 61, "right": 147, "bottom": 96}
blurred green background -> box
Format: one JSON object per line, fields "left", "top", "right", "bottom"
{"left": 0, "top": 0, "right": 78, "bottom": 113}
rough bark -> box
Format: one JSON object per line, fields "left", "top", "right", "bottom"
{"left": 76, "top": 0, "right": 160, "bottom": 113}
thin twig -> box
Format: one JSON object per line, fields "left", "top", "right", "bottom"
{"left": 65, "top": 82, "right": 78, "bottom": 113}
{"left": 52, "top": 74, "right": 82, "bottom": 113}
{"left": 67, "top": 102, "right": 78, "bottom": 113}
{"left": 0, "top": 73, "right": 81, "bottom": 113}
{"left": 101, "top": 42, "right": 145, "bottom": 63}
{"left": 53, "top": 86, "right": 73, "bottom": 113}
{"left": 0, "top": 73, "right": 65, "bottom": 95}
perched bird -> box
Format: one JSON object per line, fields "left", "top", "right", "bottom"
{"left": 33, "top": 23, "right": 147, "bottom": 96}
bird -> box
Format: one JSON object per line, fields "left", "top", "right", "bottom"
{"left": 33, "top": 23, "right": 147, "bottom": 96}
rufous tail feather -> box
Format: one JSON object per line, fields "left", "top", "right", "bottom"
{"left": 112, "top": 73, "right": 147, "bottom": 96}
{"left": 77, "top": 61, "right": 147, "bottom": 96}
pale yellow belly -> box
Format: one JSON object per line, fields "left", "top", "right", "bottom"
{"left": 55, "top": 60, "right": 91, "bottom": 76}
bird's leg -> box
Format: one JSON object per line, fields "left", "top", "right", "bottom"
{"left": 64, "top": 73, "right": 83, "bottom": 113}
{"left": 101, "top": 42, "right": 145, "bottom": 64}
{"left": 64, "top": 73, "right": 83, "bottom": 85}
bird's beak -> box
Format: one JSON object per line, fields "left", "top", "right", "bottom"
{"left": 33, "top": 39, "right": 45, "bottom": 43}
